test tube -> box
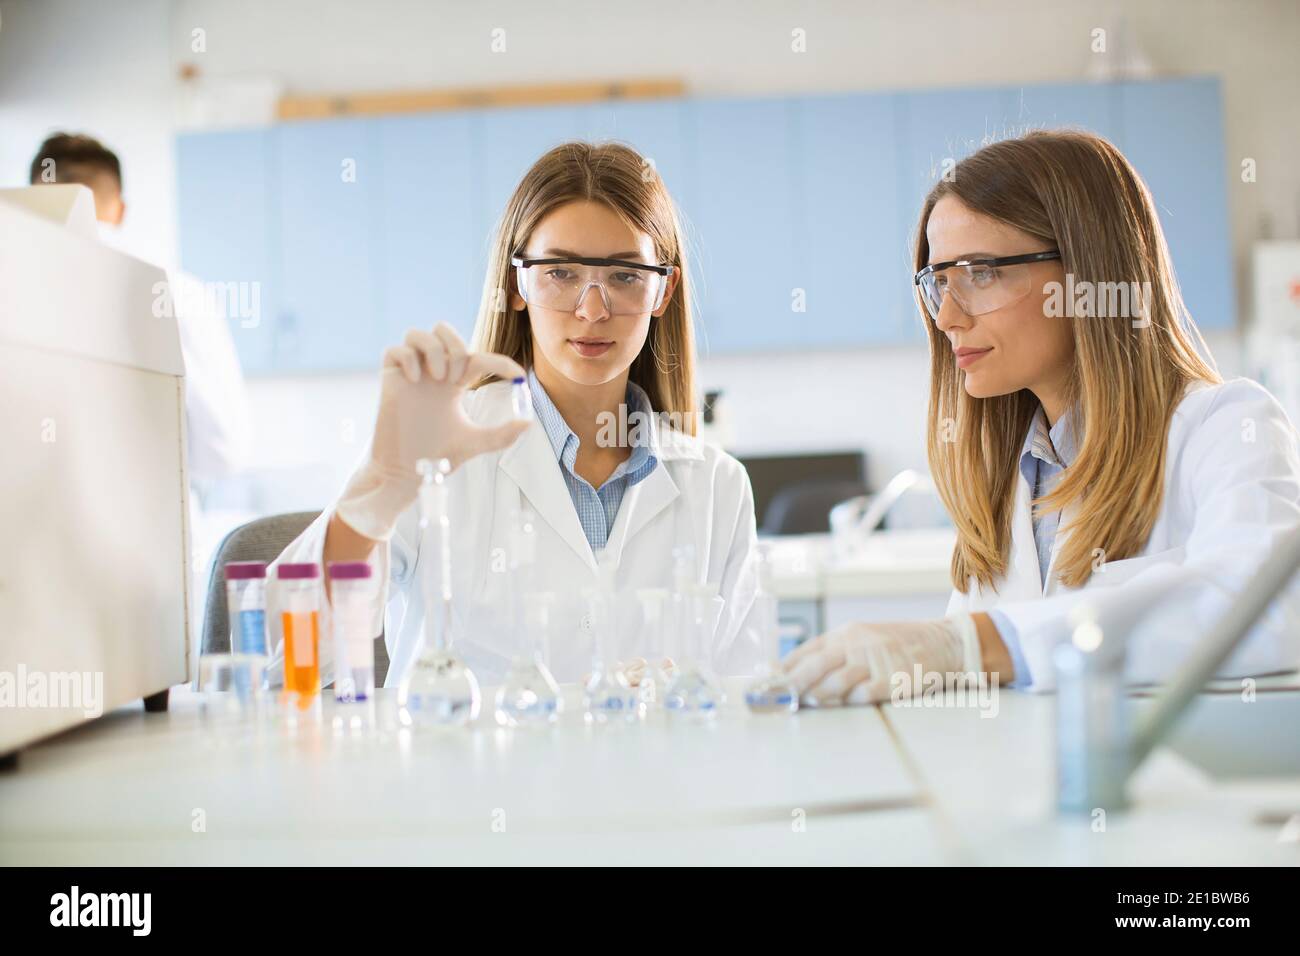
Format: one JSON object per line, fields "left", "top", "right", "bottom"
{"left": 225, "top": 561, "right": 268, "bottom": 655}
{"left": 277, "top": 563, "right": 322, "bottom": 709}
{"left": 224, "top": 560, "right": 269, "bottom": 701}
{"left": 328, "top": 561, "right": 375, "bottom": 703}
{"left": 510, "top": 375, "right": 533, "bottom": 420}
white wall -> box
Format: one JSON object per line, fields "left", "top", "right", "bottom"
{"left": 0, "top": 0, "right": 177, "bottom": 267}
{"left": 2, "top": 0, "right": 1294, "bottom": 508}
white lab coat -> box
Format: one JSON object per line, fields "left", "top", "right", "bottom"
{"left": 96, "top": 225, "right": 252, "bottom": 482}
{"left": 948, "top": 377, "right": 1300, "bottom": 690}
{"left": 168, "top": 269, "right": 253, "bottom": 483}
{"left": 266, "top": 381, "right": 764, "bottom": 687}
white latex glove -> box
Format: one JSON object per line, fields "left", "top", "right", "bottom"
{"left": 781, "top": 616, "right": 981, "bottom": 707}
{"left": 621, "top": 657, "right": 675, "bottom": 687}
{"left": 335, "top": 323, "right": 531, "bottom": 541}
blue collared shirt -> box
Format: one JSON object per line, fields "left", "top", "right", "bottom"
{"left": 989, "top": 405, "right": 1078, "bottom": 687}
{"left": 527, "top": 368, "right": 659, "bottom": 552}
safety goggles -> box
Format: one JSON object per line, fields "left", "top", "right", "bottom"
{"left": 512, "top": 254, "right": 674, "bottom": 315}
{"left": 913, "top": 250, "right": 1061, "bottom": 322}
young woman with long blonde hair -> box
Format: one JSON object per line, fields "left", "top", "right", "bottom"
{"left": 268, "top": 142, "right": 762, "bottom": 687}
{"left": 785, "top": 130, "right": 1300, "bottom": 703}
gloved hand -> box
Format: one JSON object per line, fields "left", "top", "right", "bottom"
{"left": 621, "top": 657, "right": 675, "bottom": 687}
{"left": 781, "top": 616, "right": 981, "bottom": 707}
{"left": 335, "top": 323, "right": 531, "bottom": 541}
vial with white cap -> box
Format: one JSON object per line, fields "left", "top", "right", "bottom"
{"left": 510, "top": 375, "right": 533, "bottom": 420}
{"left": 328, "top": 560, "right": 376, "bottom": 703}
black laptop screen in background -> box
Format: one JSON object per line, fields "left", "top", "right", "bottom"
{"left": 737, "top": 451, "right": 868, "bottom": 536}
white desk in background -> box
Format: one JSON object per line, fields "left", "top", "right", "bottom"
{"left": 2, "top": 677, "right": 1297, "bottom": 865}
{"left": 767, "top": 529, "right": 956, "bottom": 636}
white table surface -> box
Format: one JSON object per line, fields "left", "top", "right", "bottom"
{"left": 880, "top": 690, "right": 1300, "bottom": 865}
{"left": 0, "top": 679, "right": 942, "bottom": 865}
{"left": 2, "top": 678, "right": 1297, "bottom": 865}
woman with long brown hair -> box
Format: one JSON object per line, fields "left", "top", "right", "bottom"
{"left": 785, "top": 129, "right": 1300, "bottom": 704}
{"left": 267, "top": 142, "right": 763, "bottom": 688}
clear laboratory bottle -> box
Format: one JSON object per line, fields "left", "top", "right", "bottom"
{"left": 400, "top": 457, "right": 481, "bottom": 727}
{"left": 633, "top": 587, "right": 672, "bottom": 716}
{"left": 496, "top": 508, "right": 562, "bottom": 726}
{"left": 665, "top": 581, "right": 725, "bottom": 718}
{"left": 583, "top": 554, "right": 636, "bottom": 723}
{"left": 1054, "top": 610, "right": 1130, "bottom": 813}
{"left": 744, "top": 542, "right": 798, "bottom": 713}
{"left": 496, "top": 590, "right": 564, "bottom": 727}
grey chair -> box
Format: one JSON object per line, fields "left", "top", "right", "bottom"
{"left": 201, "top": 511, "right": 391, "bottom": 686}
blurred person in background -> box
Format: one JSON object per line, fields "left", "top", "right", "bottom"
{"left": 30, "top": 131, "right": 253, "bottom": 651}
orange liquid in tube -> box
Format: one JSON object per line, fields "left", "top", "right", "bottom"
{"left": 276, "top": 562, "right": 323, "bottom": 709}
{"left": 282, "top": 610, "right": 320, "bottom": 706}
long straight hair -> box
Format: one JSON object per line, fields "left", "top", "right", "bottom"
{"left": 917, "top": 130, "right": 1221, "bottom": 592}
{"left": 471, "top": 141, "right": 697, "bottom": 433}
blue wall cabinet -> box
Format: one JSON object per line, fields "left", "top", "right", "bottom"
{"left": 893, "top": 87, "right": 1019, "bottom": 342}
{"left": 176, "top": 76, "right": 1235, "bottom": 372}
{"left": 797, "top": 92, "right": 914, "bottom": 345}
{"left": 1011, "top": 80, "right": 1121, "bottom": 143}
{"left": 175, "top": 128, "right": 279, "bottom": 373}
{"left": 374, "top": 112, "right": 483, "bottom": 344}
{"left": 275, "top": 118, "right": 380, "bottom": 371}
{"left": 478, "top": 104, "right": 588, "bottom": 242}
{"left": 895, "top": 87, "right": 1020, "bottom": 214}
{"left": 580, "top": 98, "right": 692, "bottom": 203}
{"left": 1117, "top": 77, "right": 1233, "bottom": 329}
{"left": 684, "top": 97, "right": 802, "bottom": 354}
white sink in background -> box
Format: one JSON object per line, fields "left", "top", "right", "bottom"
{"left": 1131, "top": 689, "right": 1300, "bottom": 778}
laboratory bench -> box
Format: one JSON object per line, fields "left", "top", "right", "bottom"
{"left": 2, "top": 677, "right": 1297, "bottom": 866}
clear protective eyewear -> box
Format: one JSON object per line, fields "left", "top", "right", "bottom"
{"left": 512, "top": 254, "right": 674, "bottom": 315}
{"left": 914, "top": 250, "right": 1061, "bottom": 322}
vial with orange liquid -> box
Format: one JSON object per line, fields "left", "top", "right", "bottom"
{"left": 277, "top": 562, "right": 322, "bottom": 708}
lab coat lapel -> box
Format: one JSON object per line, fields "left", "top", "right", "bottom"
{"left": 1042, "top": 500, "right": 1080, "bottom": 597}
{"left": 602, "top": 418, "right": 698, "bottom": 567}
{"left": 604, "top": 463, "right": 680, "bottom": 567}
{"left": 498, "top": 420, "right": 597, "bottom": 572}
{"left": 1005, "top": 470, "right": 1046, "bottom": 601}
